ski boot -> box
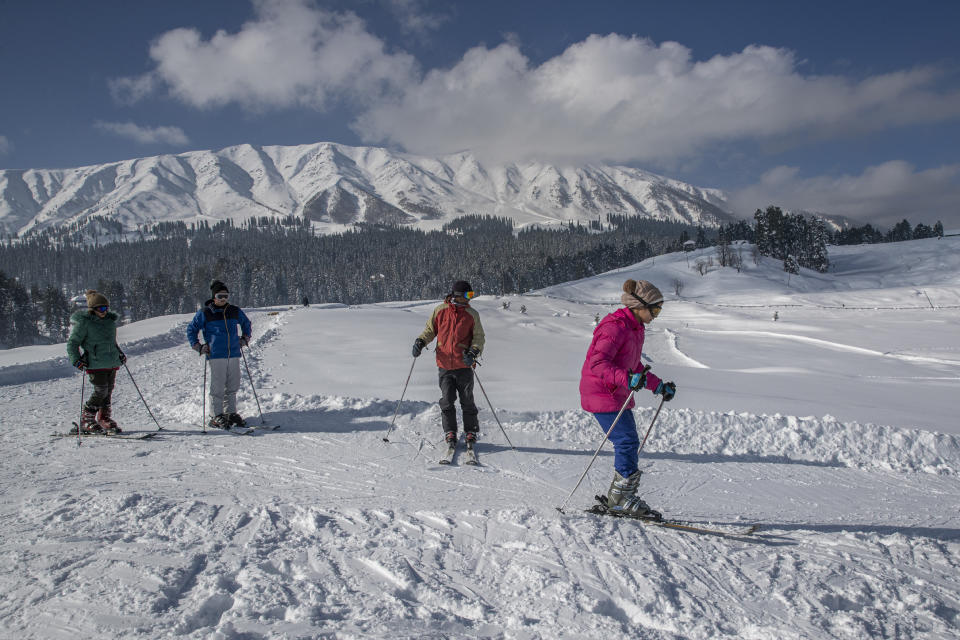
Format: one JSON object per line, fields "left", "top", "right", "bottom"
{"left": 208, "top": 414, "right": 231, "bottom": 430}
{"left": 464, "top": 431, "right": 477, "bottom": 445}
{"left": 227, "top": 413, "right": 247, "bottom": 428}
{"left": 70, "top": 407, "right": 103, "bottom": 434}
{"left": 97, "top": 406, "right": 122, "bottom": 434}
{"left": 606, "top": 470, "right": 662, "bottom": 520}
{"left": 445, "top": 430, "right": 457, "bottom": 444}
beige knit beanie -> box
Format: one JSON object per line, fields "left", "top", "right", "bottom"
{"left": 620, "top": 279, "right": 663, "bottom": 309}
{"left": 85, "top": 289, "right": 110, "bottom": 308}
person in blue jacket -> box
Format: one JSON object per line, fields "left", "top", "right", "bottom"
{"left": 187, "top": 280, "right": 252, "bottom": 429}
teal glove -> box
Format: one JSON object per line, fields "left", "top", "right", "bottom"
{"left": 655, "top": 381, "right": 676, "bottom": 401}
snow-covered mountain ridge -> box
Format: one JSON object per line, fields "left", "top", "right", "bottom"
{"left": 0, "top": 142, "right": 733, "bottom": 236}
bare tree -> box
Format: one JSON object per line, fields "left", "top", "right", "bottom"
{"left": 731, "top": 246, "right": 743, "bottom": 273}
{"left": 672, "top": 278, "right": 685, "bottom": 296}
{"left": 695, "top": 256, "right": 714, "bottom": 276}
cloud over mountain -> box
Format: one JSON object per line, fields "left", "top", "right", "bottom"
{"left": 111, "top": 0, "right": 960, "bottom": 166}
{"left": 729, "top": 161, "right": 960, "bottom": 227}
{"left": 94, "top": 122, "right": 190, "bottom": 146}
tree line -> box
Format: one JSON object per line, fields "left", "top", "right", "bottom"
{"left": 0, "top": 215, "right": 700, "bottom": 347}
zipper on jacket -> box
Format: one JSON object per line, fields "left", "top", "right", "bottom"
{"left": 224, "top": 310, "right": 231, "bottom": 361}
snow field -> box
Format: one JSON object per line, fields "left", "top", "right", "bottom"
{"left": 1, "top": 238, "right": 959, "bottom": 638}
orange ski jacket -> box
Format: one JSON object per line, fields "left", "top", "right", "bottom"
{"left": 418, "top": 297, "right": 485, "bottom": 370}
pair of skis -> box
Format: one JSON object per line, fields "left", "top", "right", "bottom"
{"left": 215, "top": 423, "right": 281, "bottom": 436}
{"left": 438, "top": 435, "right": 479, "bottom": 466}
{"left": 197, "top": 422, "right": 282, "bottom": 436}
{"left": 51, "top": 424, "right": 159, "bottom": 441}
{"left": 51, "top": 422, "right": 281, "bottom": 440}
{"left": 585, "top": 495, "right": 758, "bottom": 538}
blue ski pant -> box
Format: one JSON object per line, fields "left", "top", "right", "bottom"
{"left": 593, "top": 409, "right": 639, "bottom": 478}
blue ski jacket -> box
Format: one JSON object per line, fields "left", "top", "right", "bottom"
{"left": 187, "top": 300, "right": 252, "bottom": 360}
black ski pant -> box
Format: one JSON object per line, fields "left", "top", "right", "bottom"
{"left": 437, "top": 367, "right": 479, "bottom": 436}
{"left": 85, "top": 369, "right": 117, "bottom": 412}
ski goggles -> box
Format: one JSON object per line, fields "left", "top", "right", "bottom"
{"left": 93, "top": 305, "right": 109, "bottom": 313}
{"left": 631, "top": 292, "right": 662, "bottom": 316}
{"left": 454, "top": 290, "right": 476, "bottom": 300}
{"left": 214, "top": 293, "right": 229, "bottom": 300}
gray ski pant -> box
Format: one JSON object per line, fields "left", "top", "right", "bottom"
{"left": 208, "top": 356, "right": 241, "bottom": 417}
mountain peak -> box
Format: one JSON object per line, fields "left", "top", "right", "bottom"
{"left": 0, "top": 142, "right": 734, "bottom": 237}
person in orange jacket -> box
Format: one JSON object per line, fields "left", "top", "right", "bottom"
{"left": 412, "top": 280, "right": 486, "bottom": 445}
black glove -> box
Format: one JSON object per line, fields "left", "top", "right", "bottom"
{"left": 412, "top": 338, "right": 426, "bottom": 358}
{"left": 655, "top": 381, "right": 676, "bottom": 401}
{"left": 193, "top": 342, "right": 210, "bottom": 356}
{"left": 463, "top": 347, "right": 481, "bottom": 366}
{"left": 118, "top": 349, "right": 127, "bottom": 365}
{"left": 240, "top": 336, "right": 250, "bottom": 348}
{"left": 628, "top": 365, "right": 650, "bottom": 391}
{"left": 74, "top": 354, "right": 88, "bottom": 371}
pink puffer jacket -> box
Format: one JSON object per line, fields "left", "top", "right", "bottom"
{"left": 579, "top": 307, "right": 662, "bottom": 413}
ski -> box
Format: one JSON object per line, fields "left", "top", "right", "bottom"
{"left": 52, "top": 431, "right": 158, "bottom": 441}
{"left": 463, "top": 441, "right": 479, "bottom": 466}
{"left": 438, "top": 436, "right": 459, "bottom": 464}
{"left": 213, "top": 426, "right": 256, "bottom": 436}
{"left": 250, "top": 424, "right": 281, "bottom": 431}
{"left": 586, "top": 496, "right": 757, "bottom": 537}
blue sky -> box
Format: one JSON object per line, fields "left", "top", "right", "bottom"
{"left": 1, "top": 0, "right": 959, "bottom": 225}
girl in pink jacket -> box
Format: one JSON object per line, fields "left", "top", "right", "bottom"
{"left": 579, "top": 279, "right": 676, "bottom": 517}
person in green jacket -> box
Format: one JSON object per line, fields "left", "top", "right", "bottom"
{"left": 66, "top": 290, "right": 126, "bottom": 434}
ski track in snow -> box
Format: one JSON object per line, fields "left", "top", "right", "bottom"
{"left": 3, "top": 256, "right": 960, "bottom": 636}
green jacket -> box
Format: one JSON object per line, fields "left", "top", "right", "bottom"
{"left": 66, "top": 310, "right": 122, "bottom": 370}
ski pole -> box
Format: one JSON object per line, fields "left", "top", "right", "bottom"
{"left": 123, "top": 362, "right": 164, "bottom": 431}
{"left": 382, "top": 356, "right": 417, "bottom": 442}
{"left": 555, "top": 390, "right": 635, "bottom": 514}
{"left": 473, "top": 370, "right": 515, "bottom": 450}
{"left": 201, "top": 357, "right": 207, "bottom": 433}
{"left": 240, "top": 346, "right": 266, "bottom": 425}
{"left": 77, "top": 373, "right": 86, "bottom": 446}
{"left": 637, "top": 396, "right": 666, "bottom": 456}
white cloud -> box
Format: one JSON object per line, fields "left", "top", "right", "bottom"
{"left": 355, "top": 35, "right": 960, "bottom": 164}
{"left": 0, "top": 135, "right": 11, "bottom": 156}
{"left": 113, "top": 3, "right": 960, "bottom": 166}
{"left": 384, "top": 0, "right": 448, "bottom": 36}
{"left": 728, "top": 161, "right": 960, "bottom": 227}
{"left": 113, "top": 0, "right": 417, "bottom": 110}
{"left": 109, "top": 73, "right": 160, "bottom": 105}
{"left": 94, "top": 121, "right": 190, "bottom": 145}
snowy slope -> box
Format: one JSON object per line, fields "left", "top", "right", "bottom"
{"left": 0, "top": 239, "right": 958, "bottom": 638}
{"left": 0, "top": 142, "right": 733, "bottom": 237}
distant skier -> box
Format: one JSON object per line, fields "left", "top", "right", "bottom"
{"left": 579, "top": 279, "right": 676, "bottom": 518}
{"left": 411, "top": 280, "right": 486, "bottom": 446}
{"left": 187, "top": 280, "right": 252, "bottom": 429}
{"left": 773, "top": 311, "right": 779, "bottom": 321}
{"left": 66, "top": 290, "right": 127, "bottom": 434}
{"left": 303, "top": 296, "right": 310, "bottom": 307}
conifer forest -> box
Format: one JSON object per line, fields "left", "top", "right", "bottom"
{"left": 0, "top": 210, "right": 943, "bottom": 348}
